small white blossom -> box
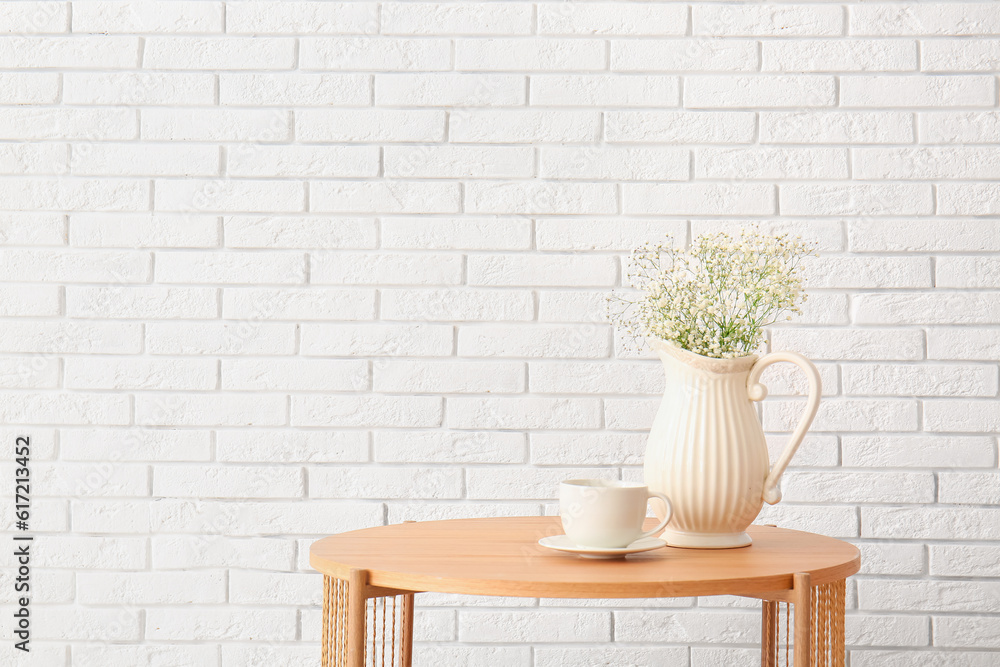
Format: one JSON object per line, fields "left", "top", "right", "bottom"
{"left": 608, "top": 228, "right": 815, "bottom": 359}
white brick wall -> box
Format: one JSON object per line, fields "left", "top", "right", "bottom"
{"left": 0, "top": 1, "right": 998, "bottom": 665}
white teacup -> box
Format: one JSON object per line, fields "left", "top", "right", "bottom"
{"left": 559, "top": 479, "right": 673, "bottom": 549}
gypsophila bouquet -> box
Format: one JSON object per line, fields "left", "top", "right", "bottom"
{"left": 609, "top": 229, "right": 815, "bottom": 359}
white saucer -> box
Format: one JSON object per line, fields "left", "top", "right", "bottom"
{"left": 538, "top": 535, "right": 667, "bottom": 559}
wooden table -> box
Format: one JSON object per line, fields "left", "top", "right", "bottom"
{"left": 310, "top": 517, "right": 860, "bottom": 667}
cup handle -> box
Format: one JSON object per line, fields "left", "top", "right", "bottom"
{"left": 638, "top": 492, "right": 673, "bottom": 540}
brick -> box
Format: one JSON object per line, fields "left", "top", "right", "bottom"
{"left": 538, "top": 2, "right": 686, "bottom": 36}
{"left": 382, "top": 3, "right": 532, "bottom": 35}
{"left": 843, "top": 435, "right": 995, "bottom": 468}
{"left": 925, "top": 400, "right": 1000, "bottom": 433}
{"left": 531, "top": 432, "right": 646, "bottom": 466}
{"left": 61, "top": 428, "right": 212, "bottom": 461}
{"left": 612, "top": 39, "right": 758, "bottom": 72}
{"left": 142, "top": 108, "right": 290, "bottom": 142}
{"left": 846, "top": 615, "right": 929, "bottom": 647}
{"left": 72, "top": 143, "right": 218, "bottom": 177}
{"left": 843, "top": 363, "right": 997, "bottom": 397}
{"left": 0, "top": 393, "right": 129, "bottom": 425}
{"left": 221, "top": 72, "right": 369, "bottom": 107}
{"left": 0, "top": 72, "right": 56, "bottom": 104}
{"left": 924, "top": 39, "right": 1000, "bottom": 71}
{"left": 301, "top": 323, "right": 452, "bottom": 357}
{"left": 297, "top": 109, "right": 445, "bottom": 142}
{"left": 76, "top": 646, "right": 218, "bottom": 667}
{"left": 380, "top": 289, "right": 533, "bottom": 321}
{"left": 293, "top": 395, "right": 442, "bottom": 427}
{"left": 301, "top": 37, "right": 450, "bottom": 70}
{"left": 416, "top": 647, "right": 530, "bottom": 667}
{"left": 222, "top": 645, "right": 314, "bottom": 667}
{"left": 761, "top": 111, "right": 913, "bottom": 143}
{"left": 850, "top": 220, "right": 1000, "bottom": 252}
{"left": 147, "top": 322, "right": 296, "bottom": 355}
{"left": 851, "top": 4, "right": 1000, "bottom": 36}
{"left": 696, "top": 147, "right": 848, "bottom": 179}
{"left": 65, "top": 357, "right": 217, "bottom": 390}
{"left": 152, "top": 535, "right": 294, "bottom": 570}
{"left": 387, "top": 501, "right": 540, "bottom": 523}
{"left": 72, "top": 1, "right": 223, "bottom": 33}
{"left": 67, "top": 285, "right": 217, "bottom": 319}
{"left": 157, "top": 251, "right": 304, "bottom": 284}
{"left": 805, "top": 256, "right": 931, "bottom": 288}
{"left": 529, "top": 361, "right": 661, "bottom": 395}
{"left": 75, "top": 501, "right": 152, "bottom": 535}
{"left": 467, "top": 181, "right": 617, "bottom": 215}
{"left": 0, "top": 178, "right": 148, "bottom": 212}
{"left": 64, "top": 71, "right": 214, "bottom": 105}
{"left": 228, "top": 145, "right": 378, "bottom": 178}
{"left": 146, "top": 608, "right": 295, "bottom": 641}
{"left": 0, "top": 2, "right": 67, "bottom": 33}
{"left": 540, "top": 146, "right": 688, "bottom": 180}
{"left": 929, "top": 327, "right": 1000, "bottom": 360}
{"left": 469, "top": 254, "right": 616, "bottom": 287}
{"left": 71, "top": 214, "right": 218, "bottom": 248}
{"left": 756, "top": 504, "right": 859, "bottom": 537}
{"left": 149, "top": 499, "right": 382, "bottom": 534}
{"left": 763, "top": 39, "right": 916, "bottom": 72}
{"left": 309, "top": 466, "right": 461, "bottom": 499}
{"left": 0, "top": 107, "right": 136, "bottom": 141}
{"left": 540, "top": 290, "right": 606, "bottom": 324}
{"left": 230, "top": 571, "right": 319, "bottom": 605}
{"left": 854, "top": 293, "right": 1000, "bottom": 325}
{"left": 384, "top": 145, "right": 533, "bottom": 179}
{"left": 376, "top": 73, "right": 525, "bottom": 106}
{"left": 940, "top": 182, "right": 1000, "bottom": 215}
{"left": 763, "top": 398, "right": 918, "bottom": 432}
{"left": 0, "top": 321, "right": 141, "bottom": 354}
{"left": 311, "top": 251, "right": 462, "bottom": 285}
{"left": 136, "top": 393, "right": 287, "bottom": 426}
{"left": 686, "top": 75, "right": 836, "bottom": 108}
{"left": 0, "top": 284, "right": 59, "bottom": 316}
{"left": 312, "top": 181, "right": 460, "bottom": 214}
{"left": 852, "top": 650, "right": 1000, "bottom": 666}
{"left": 144, "top": 36, "right": 294, "bottom": 69}
{"left": 0, "top": 213, "right": 64, "bottom": 245}
{"left": 31, "top": 536, "right": 145, "bottom": 569}
{"left": 940, "top": 472, "right": 1000, "bottom": 504}
{"left": 855, "top": 147, "right": 1000, "bottom": 180}
{"left": 784, "top": 183, "right": 933, "bottom": 215}
{"left": 223, "top": 216, "right": 376, "bottom": 249}
{"left": 448, "top": 397, "right": 602, "bottom": 429}
{"left": 0, "top": 355, "right": 59, "bottom": 389}
{"left": 374, "top": 431, "right": 525, "bottom": 464}
{"left": 456, "top": 38, "right": 605, "bottom": 71}
{"left": 459, "top": 610, "right": 611, "bottom": 642}
{"left": 857, "top": 542, "right": 925, "bottom": 576}
{"left": 222, "top": 358, "right": 368, "bottom": 391}
{"left": 694, "top": 4, "right": 843, "bottom": 36}
{"left": 78, "top": 571, "right": 226, "bottom": 604}
{"left": 458, "top": 323, "right": 610, "bottom": 358}
{"left": 862, "top": 506, "right": 1000, "bottom": 540}
{"left": 531, "top": 74, "right": 679, "bottom": 107}
{"left": 222, "top": 287, "right": 376, "bottom": 320}
{"left": 0, "top": 248, "right": 149, "bottom": 282}
{"left": 155, "top": 465, "right": 302, "bottom": 498}
{"left": 931, "top": 545, "right": 1000, "bottom": 577}
{"left": 0, "top": 143, "right": 64, "bottom": 175}
{"left": 843, "top": 75, "right": 995, "bottom": 107}
{"left": 604, "top": 397, "right": 658, "bottom": 430}
{"left": 782, "top": 471, "right": 934, "bottom": 503}
{"left": 755, "top": 361, "right": 839, "bottom": 397}
{"left": 451, "top": 109, "right": 600, "bottom": 143}
{"left": 216, "top": 430, "right": 369, "bottom": 463}
{"left": 616, "top": 610, "right": 758, "bottom": 643}
{"left": 921, "top": 111, "right": 1000, "bottom": 143}
{"left": 935, "top": 617, "right": 1000, "bottom": 648}
{"left": 938, "top": 256, "right": 1000, "bottom": 287}
{"left": 226, "top": 1, "right": 377, "bottom": 34}
{"left": 860, "top": 580, "right": 1000, "bottom": 613}
{"left": 624, "top": 183, "right": 775, "bottom": 215}
{"left": 155, "top": 179, "right": 304, "bottom": 213}
{"left": 33, "top": 607, "right": 141, "bottom": 641}
{"left": 536, "top": 219, "right": 685, "bottom": 251}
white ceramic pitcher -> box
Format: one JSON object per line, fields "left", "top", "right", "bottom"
{"left": 643, "top": 339, "right": 822, "bottom": 549}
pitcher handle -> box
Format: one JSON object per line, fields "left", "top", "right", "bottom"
{"left": 747, "top": 351, "right": 822, "bottom": 505}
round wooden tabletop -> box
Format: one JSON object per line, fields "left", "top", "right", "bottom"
{"left": 310, "top": 517, "right": 860, "bottom": 599}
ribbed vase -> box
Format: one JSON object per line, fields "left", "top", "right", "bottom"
{"left": 643, "top": 339, "right": 821, "bottom": 549}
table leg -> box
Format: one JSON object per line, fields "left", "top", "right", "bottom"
{"left": 761, "top": 600, "right": 778, "bottom": 667}
{"left": 321, "top": 572, "right": 418, "bottom": 667}
{"left": 793, "top": 573, "right": 812, "bottom": 666}
{"left": 347, "top": 569, "right": 368, "bottom": 667}
{"left": 400, "top": 593, "right": 415, "bottom": 667}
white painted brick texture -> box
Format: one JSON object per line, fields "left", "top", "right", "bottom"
{"left": 1, "top": 1, "right": 998, "bottom": 665}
